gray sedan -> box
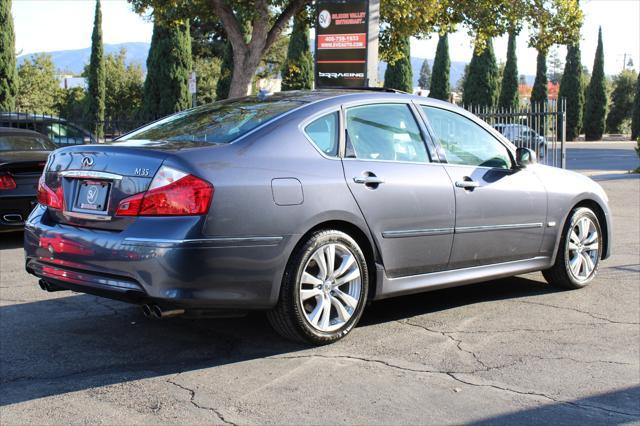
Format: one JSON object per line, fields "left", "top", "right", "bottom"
{"left": 24, "top": 90, "right": 611, "bottom": 344}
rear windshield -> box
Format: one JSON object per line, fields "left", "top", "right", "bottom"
{"left": 120, "top": 97, "right": 304, "bottom": 144}
{"left": 0, "top": 135, "right": 56, "bottom": 151}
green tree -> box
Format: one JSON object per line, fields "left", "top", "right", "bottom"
{"left": 584, "top": 27, "right": 607, "bottom": 141}
{"left": 558, "top": 44, "right": 584, "bottom": 141}
{"left": 547, "top": 46, "right": 564, "bottom": 84}
{"left": 87, "top": 0, "right": 105, "bottom": 139}
{"left": 193, "top": 56, "right": 221, "bottom": 105}
{"left": 462, "top": 38, "right": 499, "bottom": 108}
{"left": 632, "top": 73, "right": 640, "bottom": 140}
{"left": 215, "top": 41, "right": 233, "bottom": 100}
{"left": 15, "top": 54, "right": 60, "bottom": 113}
{"left": 0, "top": 0, "right": 17, "bottom": 111}
{"left": 103, "top": 49, "right": 144, "bottom": 121}
{"left": 143, "top": 18, "right": 192, "bottom": 119}
{"left": 131, "top": 0, "right": 583, "bottom": 98}
{"left": 418, "top": 58, "right": 431, "bottom": 90}
{"left": 606, "top": 69, "right": 637, "bottom": 134}
{"left": 281, "top": 10, "right": 313, "bottom": 91}
{"left": 429, "top": 33, "right": 450, "bottom": 101}
{"left": 57, "top": 87, "right": 86, "bottom": 120}
{"left": 384, "top": 36, "right": 413, "bottom": 93}
{"left": 498, "top": 31, "right": 519, "bottom": 110}
{"left": 531, "top": 49, "right": 548, "bottom": 105}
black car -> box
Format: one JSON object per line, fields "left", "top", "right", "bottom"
{"left": 0, "top": 113, "right": 96, "bottom": 146}
{"left": 0, "top": 127, "right": 55, "bottom": 232}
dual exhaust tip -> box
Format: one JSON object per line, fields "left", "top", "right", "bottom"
{"left": 142, "top": 304, "right": 184, "bottom": 319}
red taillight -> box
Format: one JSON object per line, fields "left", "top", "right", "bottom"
{"left": 37, "top": 175, "right": 64, "bottom": 210}
{"left": 116, "top": 167, "right": 213, "bottom": 217}
{"left": 0, "top": 173, "right": 17, "bottom": 190}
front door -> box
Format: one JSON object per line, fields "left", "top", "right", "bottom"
{"left": 341, "top": 103, "right": 455, "bottom": 278}
{"left": 420, "top": 105, "right": 547, "bottom": 269}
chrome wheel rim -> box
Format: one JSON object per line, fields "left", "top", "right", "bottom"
{"left": 299, "top": 243, "right": 362, "bottom": 332}
{"left": 566, "top": 217, "right": 599, "bottom": 281}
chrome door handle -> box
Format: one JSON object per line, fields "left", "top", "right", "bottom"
{"left": 353, "top": 176, "right": 385, "bottom": 184}
{"left": 455, "top": 180, "right": 480, "bottom": 189}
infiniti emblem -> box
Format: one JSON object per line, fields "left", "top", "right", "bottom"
{"left": 81, "top": 156, "right": 94, "bottom": 168}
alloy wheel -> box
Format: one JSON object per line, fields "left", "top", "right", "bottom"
{"left": 299, "top": 243, "right": 362, "bottom": 332}
{"left": 566, "top": 216, "right": 599, "bottom": 281}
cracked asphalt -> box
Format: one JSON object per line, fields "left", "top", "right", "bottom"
{"left": 1, "top": 142, "right": 639, "bottom": 425}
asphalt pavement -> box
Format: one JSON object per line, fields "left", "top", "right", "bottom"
{"left": 1, "top": 142, "right": 639, "bottom": 425}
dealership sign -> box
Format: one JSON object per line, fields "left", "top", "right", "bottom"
{"left": 315, "top": 0, "right": 379, "bottom": 88}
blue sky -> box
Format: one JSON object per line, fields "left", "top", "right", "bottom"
{"left": 12, "top": 0, "right": 640, "bottom": 76}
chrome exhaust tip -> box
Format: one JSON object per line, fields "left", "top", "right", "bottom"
{"left": 151, "top": 304, "right": 185, "bottom": 318}
{"left": 142, "top": 304, "right": 153, "bottom": 318}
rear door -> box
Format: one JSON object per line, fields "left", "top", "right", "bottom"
{"left": 419, "top": 105, "right": 547, "bottom": 269}
{"left": 340, "top": 102, "right": 455, "bottom": 278}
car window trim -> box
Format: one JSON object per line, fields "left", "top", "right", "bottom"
{"left": 340, "top": 101, "right": 434, "bottom": 164}
{"left": 298, "top": 109, "right": 342, "bottom": 160}
{"left": 416, "top": 104, "right": 516, "bottom": 169}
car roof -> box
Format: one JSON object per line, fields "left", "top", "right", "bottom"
{"left": 0, "top": 126, "right": 52, "bottom": 138}
{"left": 0, "top": 112, "right": 68, "bottom": 122}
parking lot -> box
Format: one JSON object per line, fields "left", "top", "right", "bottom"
{"left": 1, "top": 142, "right": 638, "bottom": 425}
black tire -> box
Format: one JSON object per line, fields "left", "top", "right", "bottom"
{"left": 543, "top": 207, "right": 602, "bottom": 289}
{"left": 267, "top": 230, "right": 369, "bottom": 345}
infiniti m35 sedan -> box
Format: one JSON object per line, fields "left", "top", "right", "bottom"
{"left": 24, "top": 90, "right": 611, "bottom": 344}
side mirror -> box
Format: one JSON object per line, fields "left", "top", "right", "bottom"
{"left": 516, "top": 147, "right": 537, "bottom": 168}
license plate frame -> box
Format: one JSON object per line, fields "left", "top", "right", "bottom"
{"left": 73, "top": 180, "right": 111, "bottom": 212}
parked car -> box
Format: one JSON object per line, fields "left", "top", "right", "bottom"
{"left": 24, "top": 90, "right": 611, "bottom": 344}
{"left": 0, "top": 113, "right": 96, "bottom": 146}
{"left": 493, "top": 123, "right": 546, "bottom": 158}
{"left": 0, "top": 127, "right": 55, "bottom": 232}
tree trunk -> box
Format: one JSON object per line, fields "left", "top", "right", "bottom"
{"left": 228, "top": 48, "right": 265, "bottom": 98}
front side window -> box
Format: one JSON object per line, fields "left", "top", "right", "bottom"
{"left": 422, "top": 106, "right": 511, "bottom": 169}
{"left": 345, "top": 104, "right": 428, "bottom": 163}
{"left": 304, "top": 112, "right": 339, "bottom": 156}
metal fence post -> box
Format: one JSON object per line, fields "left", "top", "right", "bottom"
{"left": 561, "top": 98, "right": 567, "bottom": 169}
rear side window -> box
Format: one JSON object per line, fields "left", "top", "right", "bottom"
{"left": 121, "top": 97, "right": 304, "bottom": 145}
{"left": 345, "top": 104, "right": 428, "bottom": 163}
{"left": 304, "top": 112, "right": 339, "bottom": 156}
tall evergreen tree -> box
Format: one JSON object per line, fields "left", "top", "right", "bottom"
{"left": 215, "top": 41, "right": 233, "bottom": 100}
{"left": 87, "top": 0, "right": 105, "bottom": 138}
{"left": 143, "top": 19, "right": 192, "bottom": 118}
{"left": 462, "top": 38, "right": 499, "bottom": 108}
{"left": 632, "top": 72, "right": 640, "bottom": 140}
{"left": 558, "top": 44, "right": 584, "bottom": 141}
{"left": 498, "top": 31, "right": 519, "bottom": 110}
{"left": 531, "top": 49, "right": 548, "bottom": 106}
{"left": 384, "top": 36, "right": 413, "bottom": 93}
{"left": 584, "top": 27, "right": 607, "bottom": 141}
{"left": 429, "top": 34, "right": 450, "bottom": 101}
{"left": 0, "top": 0, "right": 17, "bottom": 111}
{"left": 418, "top": 59, "right": 431, "bottom": 90}
{"left": 281, "top": 11, "right": 313, "bottom": 91}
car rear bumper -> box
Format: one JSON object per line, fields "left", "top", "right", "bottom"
{"left": 24, "top": 205, "right": 295, "bottom": 309}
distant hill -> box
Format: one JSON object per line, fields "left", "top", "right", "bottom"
{"left": 17, "top": 42, "right": 150, "bottom": 75}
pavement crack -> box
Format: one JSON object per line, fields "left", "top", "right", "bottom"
{"left": 166, "top": 375, "right": 235, "bottom": 425}
{"left": 447, "top": 373, "right": 639, "bottom": 418}
{"left": 514, "top": 300, "right": 639, "bottom": 325}
{"left": 270, "top": 354, "right": 637, "bottom": 418}
{"left": 399, "top": 320, "right": 492, "bottom": 371}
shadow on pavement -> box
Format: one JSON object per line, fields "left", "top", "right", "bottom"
{"left": 0, "top": 231, "right": 23, "bottom": 250}
{"left": 470, "top": 386, "right": 640, "bottom": 424}
{"left": 0, "top": 274, "right": 560, "bottom": 407}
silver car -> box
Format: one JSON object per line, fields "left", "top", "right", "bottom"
{"left": 24, "top": 90, "right": 611, "bottom": 344}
